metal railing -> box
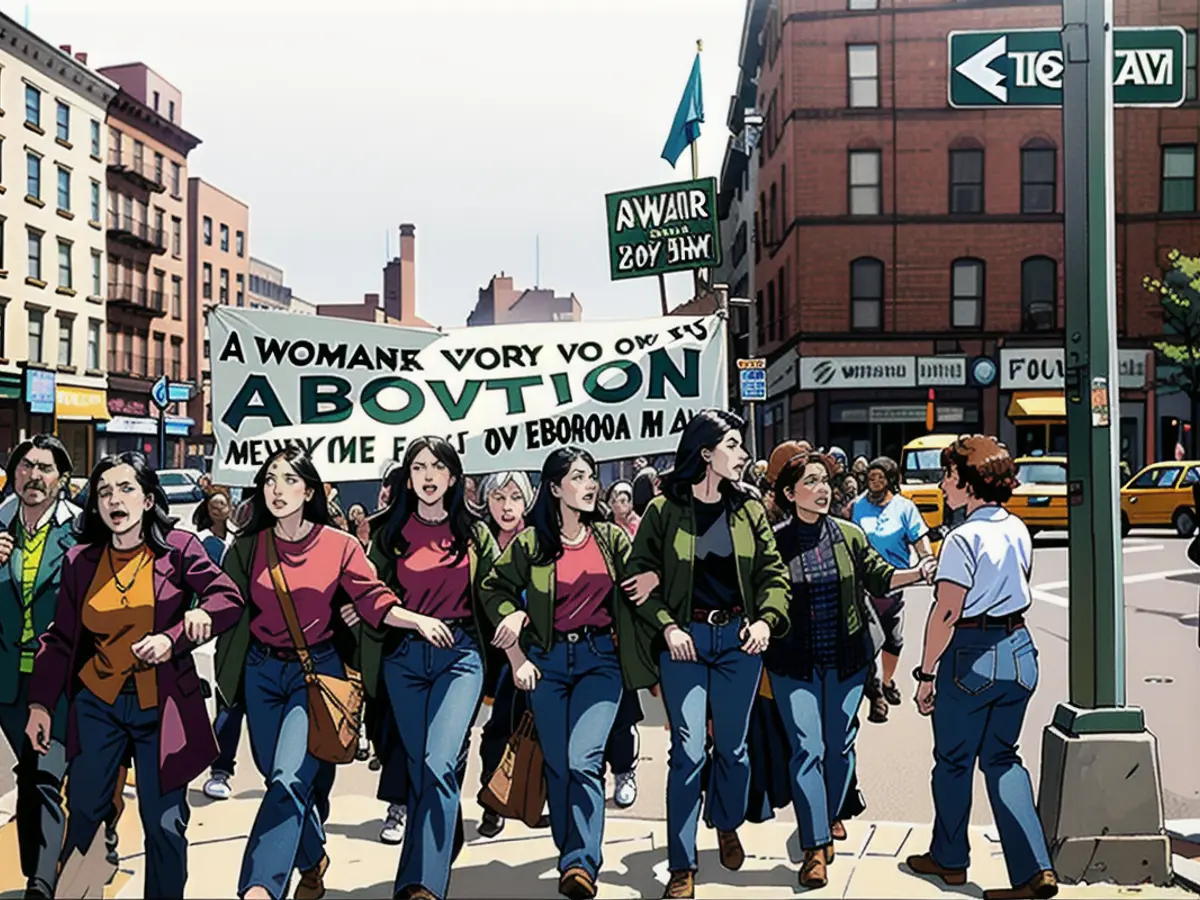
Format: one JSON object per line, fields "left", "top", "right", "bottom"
{"left": 107, "top": 150, "right": 166, "bottom": 190}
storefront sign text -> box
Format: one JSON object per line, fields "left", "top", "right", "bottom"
{"left": 999, "top": 348, "right": 1149, "bottom": 390}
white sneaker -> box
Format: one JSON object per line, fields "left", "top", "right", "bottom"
{"left": 380, "top": 804, "right": 406, "bottom": 845}
{"left": 203, "top": 773, "right": 232, "bottom": 801}
{"left": 613, "top": 770, "right": 637, "bottom": 808}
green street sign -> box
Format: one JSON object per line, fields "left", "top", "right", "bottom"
{"left": 605, "top": 177, "right": 721, "bottom": 281}
{"left": 948, "top": 26, "right": 1187, "bottom": 108}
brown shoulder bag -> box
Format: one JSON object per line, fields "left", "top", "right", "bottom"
{"left": 477, "top": 709, "right": 547, "bottom": 828}
{"left": 265, "top": 531, "right": 365, "bottom": 764}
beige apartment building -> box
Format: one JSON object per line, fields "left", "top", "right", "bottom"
{"left": 97, "top": 62, "right": 199, "bottom": 463}
{"left": 187, "top": 177, "right": 249, "bottom": 455}
{"left": 0, "top": 18, "right": 117, "bottom": 470}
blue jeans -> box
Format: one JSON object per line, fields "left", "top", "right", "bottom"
{"left": 239, "top": 642, "right": 342, "bottom": 900}
{"left": 770, "top": 666, "right": 867, "bottom": 849}
{"left": 526, "top": 632, "right": 624, "bottom": 880}
{"left": 659, "top": 619, "right": 763, "bottom": 872}
{"left": 384, "top": 628, "right": 484, "bottom": 900}
{"left": 211, "top": 695, "right": 246, "bottom": 778}
{"left": 929, "top": 626, "right": 1053, "bottom": 887}
{"left": 62, "top": 687, "right": 189, "bottom": 899}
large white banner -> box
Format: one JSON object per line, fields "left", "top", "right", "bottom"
{"left": 209, "top": 308, "right": 727, "bottom": 485}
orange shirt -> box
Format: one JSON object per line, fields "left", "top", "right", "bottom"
{"left": 80, "top": 545, "right": 158, "bottom": 710}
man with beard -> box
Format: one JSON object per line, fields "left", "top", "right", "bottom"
{"left": 0, "top": 435, "right": 80, "bottom": 898}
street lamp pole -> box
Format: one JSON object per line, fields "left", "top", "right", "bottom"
{"left": 1037, "top": 0, "right": 1170, "bottom": 884}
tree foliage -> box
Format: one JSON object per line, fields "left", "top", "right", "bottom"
{"left": 1143, "top": 249, "right": 1200, "bottom": 401}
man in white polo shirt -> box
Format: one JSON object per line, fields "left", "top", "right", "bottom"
{"left": 904, "top": 435, "right": 1058, "bottom": 900}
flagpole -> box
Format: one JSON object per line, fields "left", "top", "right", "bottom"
{"left": 691, "top": 39, "right": 703, "bottom": 299}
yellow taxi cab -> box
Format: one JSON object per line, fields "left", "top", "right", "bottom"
{"left": 1006, "top": 453, "right": 1068, "bottom": 534}
{"left": 899, "top": 433, "right": 959, "bottom": 533}
{"left": 1120, "top": 460, "right": 1200, "bottom": 537}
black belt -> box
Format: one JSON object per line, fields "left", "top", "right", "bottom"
{"left": 553, "top": 625, "right": 612, "bottom": 644}
{"left": 256, "top": 640, "right": 335, "bottom": 661}
{"left": 691, "top": 607, "right": 744, "bottom": 626}
{"left": 956, "top": 613, "right": 1026, "bottom": 633}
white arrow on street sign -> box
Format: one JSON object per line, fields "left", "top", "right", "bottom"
{"left": 955, "top": 35, "right": 1008, "bottom": 102}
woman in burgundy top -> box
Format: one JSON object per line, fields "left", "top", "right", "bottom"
{"left": 215, "top": 448, "right": 402, "bottom": 900}
{"left": 365, "top": 437, "right": 499, "bottom": 900}
{"left": 481, "top": 447, "right": 657, "bottom": 900}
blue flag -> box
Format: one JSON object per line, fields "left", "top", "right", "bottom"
{"left": 661, "top": 53, "right": 704, "bottom": 167}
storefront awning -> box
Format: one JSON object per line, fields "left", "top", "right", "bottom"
{"left": 56, "top": 385, "right": 111, "bottom": 421}
{"left": 1007, "top": 391, "right": 1066, "bottom": 420}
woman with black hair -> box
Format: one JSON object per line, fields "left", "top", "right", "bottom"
{"left": 214, "top": 447, "right": 402, "bottom": 900}
{"left": 481, "top": 447, "right": 656, "bottom": 900}
{"left": 26, "top": 452, "right": 243, "bottom": 898}
{"left": 630, "top": 466, "right": 660, "bottom": 518}
{"left": 624, "top": 409, "right": 790, "bottom": 900}
{"left": 359, "top": 437, "right": 499, "bottom": 900}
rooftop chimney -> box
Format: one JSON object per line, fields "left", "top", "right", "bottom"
{"left": 75, "top": 51, "right": 88, "bottom": 65}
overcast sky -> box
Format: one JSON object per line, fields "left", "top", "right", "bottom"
{"left": 13, "top": 0, "right": 744, "bottom": 324}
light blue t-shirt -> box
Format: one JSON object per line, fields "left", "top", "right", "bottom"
{"left": 851, "top": 493, "right": 928, "bottom": 570}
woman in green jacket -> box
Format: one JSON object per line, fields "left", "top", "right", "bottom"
{"left": 481, "top": 447, "right": 655, "bottom": 900}
{"left": 624, "top": 409, "right": 791, "bottom": 900}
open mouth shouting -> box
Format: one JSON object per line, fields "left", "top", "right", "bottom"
{"left": 421, "top": 484, "right": 439, "bottom": 496}
{"left": 109, "top": 509, "right": 130, "bottom": 525}
{"left": 271, "top": 498, "right": 289, "bottom": 510}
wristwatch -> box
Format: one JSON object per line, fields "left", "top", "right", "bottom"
{"left": 912, "top": 666, "right": 936, "bottom": 683}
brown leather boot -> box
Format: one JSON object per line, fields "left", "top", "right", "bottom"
{"left": 558, "top": 867, "right": 597, "bottom": 900}
{"left": 906, "top": 852, "right": 967, "bottom": 886}
{"left": 983, "top": 871, "right": 1059, "bottom": 900}
{"left": 662, "top": 870, "right": 695, "bottom": 899}
{"left": 294, "top": 854, "right": 330, "bottom": 900}
{"left": 717, "top": 829, "right": 745, "bottom": 871}
{"left": 799, "top": 848, "right": 828, "bottom": 888}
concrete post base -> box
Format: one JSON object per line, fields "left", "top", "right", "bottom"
{"left": 1039, "top": 714, "right": 1171, "bottom": 886}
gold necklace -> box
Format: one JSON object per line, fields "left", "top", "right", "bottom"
{"left": 108, "top": 544, "right": 150, "bottom": 595}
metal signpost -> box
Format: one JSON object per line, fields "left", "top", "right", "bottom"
{"left": 948, "top": 26, "right": 1186, "bottom": 108}
{"left": 151, "top": 375, "right": 170, "bottom": 470}
{"left": 738, "top": 358, "right": 766, "bottom": 460}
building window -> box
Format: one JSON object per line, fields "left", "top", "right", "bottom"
{"left": 27, "top": 230, "right": 42, "bottom": 281}
{"left": 202, "top": 217, "right": 213, "bottom": 245}
{"left": 172, "top": 217, "right": 182, "bottom": 256}
{"left": 91, "top": 249, "right": 102, "bottom": 296}
{"left": 0, "top": 219, "right": 5, "bottom": 271}
{"left": 27, "top": 309, "right": 44, "bottom": 363}
{"left": 236, "top": 230, "right": 245, "bottom": 257}
{"left": 202, "top": 263, "right": 213, "bottom": 299}
{"left": 779, "top": 263, "right": 790, "bottom": 338}
{"left": 172, "top": 275, "right": 183, "bottom": 319}
{"left": 1021, "top": 256, "right": 1057, "bottom": 332}
{"left": 171, "top": 162, "right": 181, "bottom": 196}
{"left": 767, "top": 281, "right": 777, "bottom": 342}
{"left": 57, "top": 316, "right": 72, "bottom": 367}
{"left": 90, "top": 180, "right": 101, "bottom": 221}
{"left": 57, "top": 240, "right": 72, "bottom": 289}
{"left": 949, "top": 148, "right": 984, "bottom": 214}
{"left": 56, "top": 167, "right": 70, "bottom": 211}
{"left": 133, "top": 140, "right": 144, "bottom": 171}
{"left": 768, "top": 184, "right": 778, "bottom": 245}
{"left": 55, "top": 101, "right": 70, "bottom": 143}
{"left": 1021, "top": 141, "right": 1057, "bottom": 213}
{"left": 848, "top": 45, "right": 879, "bottom": 108}
{"left": 122, "top": 330, "right": 132, "bottom": 373}
{"left": 154, "top": 152, "right": 164, "bottom": 186}
{"left": 26, "top": 153, "right": 41, "bottom": 200}
{"left": 219, "top": 268, "right": 229, "bottom": 303}
{"left": 0, "top": 302, "right": 5, "bottom": 359}
{"left": 1162, "top": 145, "right": 1197, "bottom": 213}
{"left": 154, "top": 334, "right": 166, "bottom": 376}
{"left": 236, "top": 272, "right": 245, "bottom": 306}
{"left": 171, "top": 339, "right": 182, "bottom": 381}
{"left": 756, "top": 291, "right": 765, "bottom": 344}
{"left": 154, "top": 270, "right": 165, "bottom": 312}
{"left": 220, "top": 224, "right": 230, "bottom": 252}
{"left": 154, "top": 208, "right": 165, "bottom": 245}
{"left": 848, "top": 0, "right": 877, "bottom": 7}
{"left": 25, "top": 84, "right": 40, "bottom": 128}
{"left": 90, "top": 120, "right": 100, "bottom": 157}
{"left": 951, "top": 258, "right": 984, "bottom": 329}
{"left": 850, "top": 257, "right": 883, "bottom": 330}
{"left": 152, "top": 90, "right": 160, "bottom": 112}
{"left": 87, "top": 319, "right": 101, "bottom": 371}
{"left": 109, "top": 126, "right": 122, "bottom": 162}
{"left": 849, "top": 150, "right": 881, "bottom": 215}
{"left": 168, "top": 100, "right": 176, "bottom": 123}
{"left": 1188, "top": 31, "right": 1198, "bottom": 102}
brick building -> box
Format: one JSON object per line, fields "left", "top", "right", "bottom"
{"left": 740, "top": 0, "right": 1200, "bottom": 467}
{"left": 466, "top": 272, "right": 582, "bottom": 326}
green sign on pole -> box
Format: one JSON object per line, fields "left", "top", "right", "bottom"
{"left": 605, "top": 177, "right": 721, "bottom": 281}
{"left": 948, "top": 26, "right": 1187, "bottom": 108}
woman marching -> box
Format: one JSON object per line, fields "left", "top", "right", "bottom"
{"left": 482, "top": 447, "right": 657, "bottom": 900}
{"left": 215, "top": 447, "right": 400, "bottom": 900}
{"left": 766, "top": 447, "right": 935, "bottom": 888}
{"left": 474, "top": 470, "right": 536, "bottom": 839}
{"left": 26, "top": 452, "right": 244, "bottom": 898}
{"left": 625, "top": 410, "right": 791, "bottom": 900}
{"left": 363, "top": 437, "right": 500, "bottom": 900}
